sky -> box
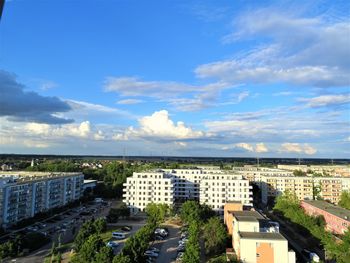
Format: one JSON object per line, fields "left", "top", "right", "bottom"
{"left": 0, "top": 0, "right": 349, "bottom": 158}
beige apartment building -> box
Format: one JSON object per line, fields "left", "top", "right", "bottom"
{"left": 224, "top": 205, "right": 295, "bottom": 263}
{"left": 234, "top": 167, "right": 350, "bottom": 204}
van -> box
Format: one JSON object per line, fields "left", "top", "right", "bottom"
{"left": 112, "top": 232, "right": 126, "bottom": 239}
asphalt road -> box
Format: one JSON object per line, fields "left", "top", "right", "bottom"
{"left": 156, "top": 225, "right": 181, "bottom": 263}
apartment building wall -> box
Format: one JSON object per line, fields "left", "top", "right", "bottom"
{"left": 301, "top": 200, "right": 350, "bottom": 234}
{"left": 123, "top": 169, "right": 253, "bottom": 214}
{"left": 200, "top": 175, "right": 252, "bottom": 213}
{"left": 239, "top": 237, "right": 290, "bottom": 263}
{"left": 0, "top": 172, "right": 84, "bottom": 227}
{"left": 253, "top": 174, "right": 350, "bottom": 205}
{"left": 123, "top": 172, "right": 174, "bottom": 213}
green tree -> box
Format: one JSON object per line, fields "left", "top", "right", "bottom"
{"left": 145, "top": 203, "right": 169, "bottom": 225}
{"left": 113, "top": 254, "right": 132, "bottom": 263}
{"left": 338, "top": 191, "right": 350, "bottom": 210}
{"left": 95, "top": 246, "right": 114, "bottom": 263}
{"left": 293, "top": 169, "right": 306, "bottom": 176}
{"left": 203, "top": 217, "right": 228, "bottom": 256}
{"left": 74, "top": 234, "right": 105, "bottom": 262}
{"left": 74, "top": 220, "right": 98, "bottom": 251}
{"left": 180, "top": 201, "right": 201, "bottom": 224}
{"left": 94, "top": 218, "right": 107, "bottom": 233}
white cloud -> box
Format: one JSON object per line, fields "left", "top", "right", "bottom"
{"left": 115, "top": 110, "right": 206, "bottom": 141}
{"left": 104, "top": 77, "right": 198, "bottom": 98}
{"left": 280, "top": 143, "right": 317, "bottom": 155}
{"left": 112, "top": 133, "right": 129, "bottom": 141}
{"left": 255, "top": 143, "right": 268, "bottom": 153}
{"left": 93, "top": 130, "right": 105, "bottom": 141}
{"left": 235, "top": 143, "right": 254, "bottom": 152}
{"left": 299, "top": 94, "right": 350, "bottom": 108}
{"left": 195, "top": 10, "right": 350, "bottom": 88}
{"left": 25, "top": 121, "right": 92, "bottom": 139}
{"left": 175, "top": 141, "right": 187, "bottom": 147}
{"left": 116, "top": 99, "right": 143, "bottom": 105}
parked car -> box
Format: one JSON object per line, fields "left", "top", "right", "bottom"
{"left": 106, "top": 241, "right": 119, "bottom": 248}
{"left": 112, "top": 232, "right": 126, "bottom": 239}
{"left": 121, "top": 226, "right": 132, "bottom": 232}
{"left": 144, "top": 251, "right": 159, "bottom": 258}
{"left": 154, "top": 235, "right": 164, "bottom": 240}
{"left": 177, "top": 245, "right": 185, "bottom": 252}
{"left": 148, "top": 247, "right": 160, "bottom": 253}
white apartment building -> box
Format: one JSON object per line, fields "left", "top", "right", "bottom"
{"left": 0, "top": 172, "right": 84, "bottom": 227}
{"left": 123, "top": 168, "right": 252, "bottom": 214}
{"left": 200, "top": 174, "right": 253, "bottom": 212}
{"left": 123, "top": 172, "right": 174, "bottom": 213}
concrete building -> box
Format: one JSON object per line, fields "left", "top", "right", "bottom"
{"left": 224, "top": 204, "right": 295, "bottom": 263}
{"left": 301, "top": 200, "right": 350, "bottom": 235}
{"left": 123, "top": 168, "right": 253, "bottom": 214}
{"left": 123, "top": 172, "right": 175, "bottom": 213}
{"left": 0, "top": 172, "right": 84, "bottom": 227}
{"left": 234, "top": 167, "right": 350, "bottom": 205}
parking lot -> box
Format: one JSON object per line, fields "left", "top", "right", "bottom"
{"left": 155, "top": 225, "right": 181, "bottom": 263}
{"left": 2, "top": 200, "right": 112, "bottom": 263}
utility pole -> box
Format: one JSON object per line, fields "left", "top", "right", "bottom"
{"left": 257, "top": 157, "right": 259, "bottom": 169}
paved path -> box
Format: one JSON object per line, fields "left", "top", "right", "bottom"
{"left": 156, "top": 225, "right": 181, "bottom": 263}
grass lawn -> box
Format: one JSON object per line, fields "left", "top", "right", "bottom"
{"left": 100, "top": 226, "right": 122, "bottom": 242}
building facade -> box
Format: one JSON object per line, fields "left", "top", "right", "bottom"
{"left": 224, "top": 204, "right": 295, "bottom": 263}
{"left": 123, "top": 168, "right": 253, "bottom": 214}
{"left": 234, "top": 167, "right": 350, "bottom": 205}
{"left": 301, "top": 200, "right": 350, "bottom": 235}
{"left": 0, "top": 172, "right": 84, "bottom": 227}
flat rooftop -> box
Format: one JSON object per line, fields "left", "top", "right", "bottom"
{"left": 232, "top": 210, "right": 265, "bottom": 220}
{"left": 303, "top": 200, "right": 350, "bottom": 221}
{"left": 235, "top": 216, "right": 258, "bottom": 222}
{"left": 239, "top": 231, "right": 286, "bottom": 241}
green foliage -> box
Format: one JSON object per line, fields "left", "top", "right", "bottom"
{"left": 122, "top": 223, "right": 155, "bottom": 263}
{"left": 293, "top": 169, "right": 307, "bottom": 176}
{"left": 107, "top": 204, "right": 130, "bottom": 223}
{"left": 183, "top": 222, "right": 201, "bottom": 263}
{"left": 94, "top": 218, "right": 107, "bottom": 233}
{"left": 180, "top": 201, "right": 201, "bottom": 224}
{"left": 338, "top": 191, "right": 350, "bottom": 210}
{"left": 74, "top": 218, "right": 107, "bottom": 251}
{"left": 113, "top": 254, "right": 132, "bottom": 263}
{"left": 0, "top": 232, "right": 50, "bottom": 260}
{"left": 203, "top": 217, "right": 228, "bottom": 256}
{"left": 274, "top": 192, "right": 350, "bottom": 262}
{"left": 72, "top": 234, "right": 114, "bottom": 263}
{"left": 26, "top": 160, "right": 79, "bottom": 172}
{"left": 145, "top": 203, "right": 170, "bottom": 225}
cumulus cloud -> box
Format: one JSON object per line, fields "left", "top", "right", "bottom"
{"left": 25, "top": 121, "right": 92, "bottom": 138}
{"left": 299, "top": 94, "right": 350, "bottom": 108}
{"left": 234, "top": 142, "right": 268, "bottom": 153}
{"left": 114, "top": 110, "right": 206, "bottom": 141}
{"left": 255, "top": 143, "right": 268, "bottom": 153}
{"left": 280, "top": 143, "right": 317, "bottom": 155}
{"left": 195, "top": 10, "right": 350, "bottom": 88}
{"left": 0, "top": 70, "right": 73, "bottom": 124}
{"left": 235, "top": 143, "right": 254, "bottom": 152}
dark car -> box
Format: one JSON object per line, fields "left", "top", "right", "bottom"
{"left": 121, "top": 226, "right": 132, "bottom": 232}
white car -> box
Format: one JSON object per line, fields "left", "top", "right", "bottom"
{"left": 144, "top": 251, "right": 159, "bottom": 258}
{"left": 106, "top": 241, "right": 119, "bottom": 248}
{"left": 148, "top": 247, "right": 160, "bottom": 253}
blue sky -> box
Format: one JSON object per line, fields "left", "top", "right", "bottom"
{"left": 0, "top": 0, "right": 349, "bottom": 157}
